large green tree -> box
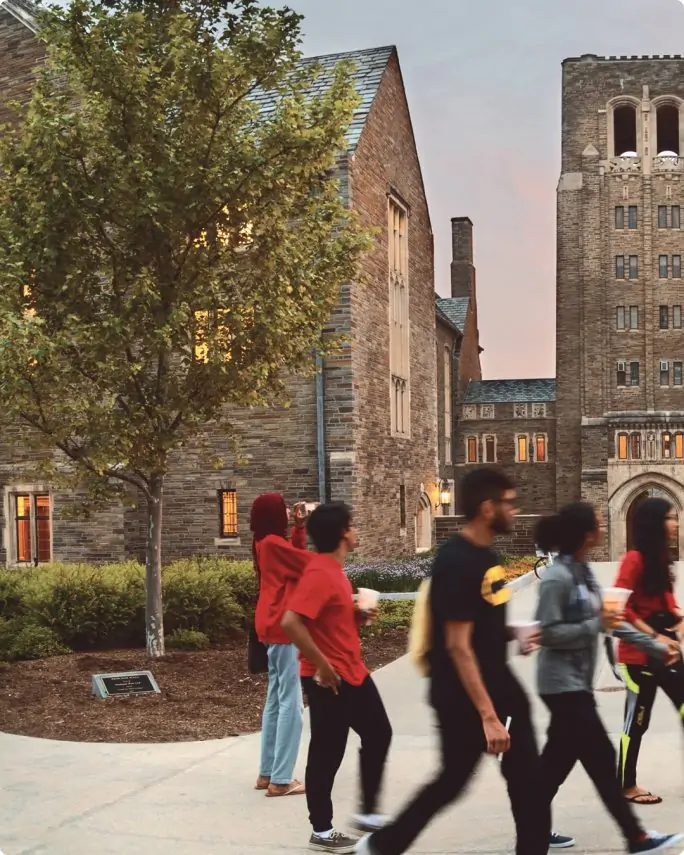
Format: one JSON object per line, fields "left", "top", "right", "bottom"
{"left": 0, "top": 0, "right": 369, "bottom": 656}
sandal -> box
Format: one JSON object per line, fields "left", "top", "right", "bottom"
{"left": 625, "top": 792, "right": 663, "bottom": 805}
{"left": 254, "top": 775, "right": 271, "bottom": 790}
{"left": 266, "top": 779, "right": 306, "bottom": 797}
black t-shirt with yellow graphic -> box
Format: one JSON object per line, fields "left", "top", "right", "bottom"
{"left": 428, "top": 534, "right": 523, "bottom": 709}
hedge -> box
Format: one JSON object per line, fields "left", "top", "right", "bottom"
{"left": 0, "top": 551, "right": 536, "bottom": 662}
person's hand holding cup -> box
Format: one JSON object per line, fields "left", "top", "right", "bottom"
{"left": 601, "top": 587, "right": 631, "bottom": 632}
{"left": 357, "top": 588, "right": 380, "bottom": 626}
{"left": 508, "top": 621, "right": 541, "bottom": 655}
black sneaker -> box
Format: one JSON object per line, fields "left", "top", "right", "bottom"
{"left": 550, "top": 832, "right": 576, "bottom": 849}
{"left": 629, "top": 832, "right": 684, "bottom": 853}
{"left": 309, "top": 830, "right": 359, "bottom": 853}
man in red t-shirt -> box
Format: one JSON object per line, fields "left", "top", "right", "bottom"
{"left": 282, "top": 503, "right": 392, "bottom": 854}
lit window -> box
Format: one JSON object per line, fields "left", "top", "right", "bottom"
{"left": 194, "top": 308, "right": 253, "bottom": 364}
{"left": 629, "top": 256, "right": 638, "bottom": 279}
{"left": 466, "top": 436, "right": 478, "bottom": 464}
{"left": 516, "top": 435, "right": 529, "bottom": 463}
{"left": 535, "top": 435, "right": 547, "bottom": 463}
{"left": 12, "top": 492, "right": 51, "bottom": 564}
{"left": 660, "top": 255, "right": 669, "bottom": 279}
{"left": 483, "top": 435, "right": 496, "bottom": 463}
{"left": 628, "top": 206, "right": 638, "bottom": 229}
{"left": 659, "top": 205, "right": 669, "bottom": 228}
{"left": 675, "top": 432, "right": 684, "bottom": 459}
{"left": 218, "top": 490, "right": 238, "bottom": 538}
{"left": 630, "top": 432, "right": 642, "bottom": 460}
{"left": 617, "top": 433, "right": 629, "bottom": 460}
{"left": 615, "top": 207, "right": 625, "bottom": 229}
{"left": 674, "top": 306, "right": 682, "bottom": 329}
{"left": 674, "top": 361, "right": 683, "bottom": 386}
{"left": 673, "top": 205, "right": 681, "bottom": 229}
{"left": 616, "top": 256, "right": 625, "bottom": 279}
{"left": 660, "top": 305, "right": 669, "bottom": 329}
{"left": 674, "top": 255, "right": 682, "bottom": 279}
{"left": 389, "top": 198, "right": 410, "bottom": 436}
{"left": 616, "top": 306, "right": 625, "bottom": 330}
{"left": 663, "top": 433, "right": 673, "bottom": 459}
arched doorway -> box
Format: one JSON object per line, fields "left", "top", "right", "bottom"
{"left": 626, "top": 486, "right": 679, "bottom": 560}
{"left": 415, "top": 493, "right": 432, "bottom": 553}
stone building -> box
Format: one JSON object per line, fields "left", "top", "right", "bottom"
{"left": 0, "top": 0, "right": 443, "bottom": 563}
{"left": 557, "top": 54, "right": 684, "bottom": 560}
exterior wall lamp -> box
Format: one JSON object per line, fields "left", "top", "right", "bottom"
{"left": 439, "top": 480, "right": 452, "bottom": 513}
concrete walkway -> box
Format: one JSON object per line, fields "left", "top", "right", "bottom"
{"left": 1, "top": 563, "right": 683, "bottom": 855}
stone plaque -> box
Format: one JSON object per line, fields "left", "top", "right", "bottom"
{"left": 92, "top": 670, "right": 161, "bottom": 700}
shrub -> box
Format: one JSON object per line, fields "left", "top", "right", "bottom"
{"left": 347, "top": 556, "right": 432, "bottom": 593}
{"left": 165, "top": 629, "right": 210, "bottom": 651}
{"left": 18, "top": 562, "right": 145, "bottom": 649}
{"left": 0, "top": 617, "right": 70, "bottom": 661}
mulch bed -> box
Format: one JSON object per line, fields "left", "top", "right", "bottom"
{"left": 0, "top": 629, "right": 408, "bottom": 743}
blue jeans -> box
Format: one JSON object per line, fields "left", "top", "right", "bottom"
{"left": 259, "top": 643, "right": 304, "bottom": 785}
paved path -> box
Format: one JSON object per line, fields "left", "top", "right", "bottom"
{"left": 1, "top": 563, "right": 683, "bottom": 855}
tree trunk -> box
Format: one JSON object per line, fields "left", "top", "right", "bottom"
{"left": 145, "top": 475, "right": 165, "bottom": 658}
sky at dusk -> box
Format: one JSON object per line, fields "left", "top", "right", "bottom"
{"left": 285, "top": 0, "right": 684, "bottom": 379}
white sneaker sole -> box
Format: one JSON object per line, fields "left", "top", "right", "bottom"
{"left": 309, "top": 840, "right": 357, "bottom": 854}
{"left": 549, "top": 842, "right": 576, "bottom": 850}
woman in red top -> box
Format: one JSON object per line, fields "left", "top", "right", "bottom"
{"left": 251, "top": 492, "right": 310, "bottom": 797}
{"left": 614, "top": 497, "right": 684, "bottom": 805}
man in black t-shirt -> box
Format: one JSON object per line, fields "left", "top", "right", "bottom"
{"left": 356, "top": 467, "right": 550, "bottom": 855}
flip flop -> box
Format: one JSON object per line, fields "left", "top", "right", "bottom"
{"left": 625, "top": 792, "right": 663, "bottom": 805}
{"left": 254, "top": 776, "right": 270, "bottom": 791}
{"left": 266, "top": 779, "right": 306, "bottom": 797}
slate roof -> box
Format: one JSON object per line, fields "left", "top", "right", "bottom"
{"left": 435, "top": 303, "right": 461, "bottom": 335}
{"left": 0, "top": 0, "right": 37, "bottom": 30}
{"left": 435, "top": 296, "right": 469, "bottom": 333}
{"left": 253, "top": 46, "right": 394, "bottom": 152}
{"left": 464, "top": 379, "right": 556, "bottom": 404}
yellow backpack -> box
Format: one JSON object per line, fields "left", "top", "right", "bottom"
{"left": 408, "top": 578, "right": 432, "bottom": 676}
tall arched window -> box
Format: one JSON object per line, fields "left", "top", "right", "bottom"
{"left": 617, "top": 432, "right": 629, "bottom": 460}
{"left": 657, "top": 104, "right": 680, "bottom": 155}
{"left": 614, "top": 105, "right": 638, "bottom": 156}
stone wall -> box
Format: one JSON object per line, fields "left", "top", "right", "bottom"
{"left": 0, "top": 8, "right": 43, "bottom": 125}
{"left": 435, "top": 514, "right": 541, "bottom": 556}
{"left": 456, "top": 402, "right": 557, "bottom": 514}
{"left": 347, "top": 50, "right": 439, "bottom": 557}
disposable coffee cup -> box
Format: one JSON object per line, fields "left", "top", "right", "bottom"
{"left": 357, "top": 588, "right": 380, "bottom": 611}
{"left": 602, "top": 587, "right": 632, "bottom": 611}
{"left": 508, "top": 621, "right": 540, "bottom": 654}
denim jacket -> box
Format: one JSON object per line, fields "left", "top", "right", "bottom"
{"left": 535, "top": 555, "right": 667, "bottom": 696}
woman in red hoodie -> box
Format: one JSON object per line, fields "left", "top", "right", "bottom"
{"left": 251, "top": 492, "right": 310, "bottom": 797}
{"left": 614, "top": 497, "right": 684, "bottom": 805}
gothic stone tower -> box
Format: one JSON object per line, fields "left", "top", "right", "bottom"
{"left": 557, "top": 54, "right": 684, "bottom": 560}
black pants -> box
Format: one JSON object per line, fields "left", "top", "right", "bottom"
{"left": 370, "top": 692, "right": 550, "bottom": 855}
{"left": 541, "top": 691, "right": 644, "bottom": 845}
{"left": 303, "top": 675, "right": 392, "bottom": 834}
{"left": 618, "top": 661, "right": 684, "bottom": 790}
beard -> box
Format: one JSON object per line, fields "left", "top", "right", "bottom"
{"left": 491, "top": 511, "right": 512, "bottom": 535}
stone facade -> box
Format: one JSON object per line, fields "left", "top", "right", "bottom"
{"left": 435, "top": 514, "right": 540, "bottom": 556}
{"left": 0, "top": 14, "right": 443, "bottom": 564}
{"left": 557, "top": 54, "right": 684, "bottom": 559}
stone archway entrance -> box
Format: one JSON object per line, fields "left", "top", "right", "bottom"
{"left": 626, "top": 487, "right": 680, "bottom": 559}
{"left": 415, "top": 493, "right": 432, "bottom": 553}
{"left": 609, "top": 474, "right": 684, "bottom": 561}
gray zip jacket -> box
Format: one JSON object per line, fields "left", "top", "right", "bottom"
{"left": 535, "top": 556, "right": 668, "bottom": 696}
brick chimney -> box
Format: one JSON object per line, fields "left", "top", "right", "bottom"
{"left": 450, "top": 217, "right": 476, "bottom": 306}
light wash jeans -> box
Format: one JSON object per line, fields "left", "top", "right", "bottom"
{"left": 259, "top": 642, "right": 304, "bottom": 785}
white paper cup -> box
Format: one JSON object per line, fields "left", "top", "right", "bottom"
{"left": 357, "top": 588, "right": 380, "bottom": 610}
{"left": 509, "top": 621, "right": 540, "bottom": 643}
{"left": 602, "top": 587, "right": 632, "bottom": 611}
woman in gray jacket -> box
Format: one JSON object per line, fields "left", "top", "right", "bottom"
{"left": 535, "top": 502, "right": 682, "bottom": 855}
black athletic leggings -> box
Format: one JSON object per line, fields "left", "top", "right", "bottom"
{"left": 618, "top": 661, "right": 684, "bottom": 790}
